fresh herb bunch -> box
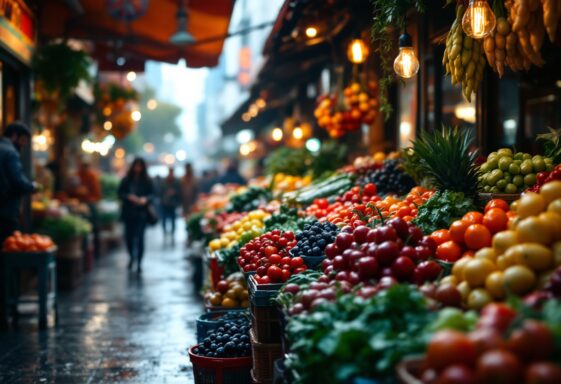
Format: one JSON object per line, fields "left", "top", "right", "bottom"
{"left": 286, "top": 284, "right": 434, "bottom": 383}
{"left": 412, "top": 190, "right": 477, "bottom": 234}
{"left": 537, "top": 127, "right": 561, "bottom": 164}
{"left": 227, "top": 186, "right": 271, "bottom": 213}
{"left": 265, "top": 147, "right": 313, "bottom": 177}
{"left": 371, "top": 0, "right": 426, "bottom": 119}
{"left": 408, "top": 126, "right": 480, "bottom": 197}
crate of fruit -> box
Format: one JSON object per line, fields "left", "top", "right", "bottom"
{"left": 248, "top": 274, "right": 283, "bottom": 307}
{"left": 189, "top": 346, "right": 252, "bottom": 384}
{"left": 196, "top": 309, "right": 249, "bottom": 343}
{"left": 204, "top": 273, "right": 250, "bottom": 312}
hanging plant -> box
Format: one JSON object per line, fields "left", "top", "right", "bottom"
{"left": 370, "top": 0, "right": 425, "bottom": 119}
{"left": 32, "top": 43, "right": 92, "bottom": 101}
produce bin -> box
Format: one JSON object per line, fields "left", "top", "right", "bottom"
{"left": 250, "top": 328, "right": 282, "bottom": 383}
{"left": 196, "top": 309, "right": 248, "bottom": 343}
{"left": 251, "top": 304, "right": 282, "bottom": 344}
{"left": 188, "top": 346, "right": 252, "bottom": 384}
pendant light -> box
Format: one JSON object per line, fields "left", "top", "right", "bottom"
{"left": 170, "top": 0, "right": 195, "bottom": 46}
{"left": 393, "top": 32, "right": 420, "bottom": 79}
{"left": 462, "top": 0, "right": 496, "bottom": 39}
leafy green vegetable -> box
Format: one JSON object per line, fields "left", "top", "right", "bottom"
{"left": 265, "top": 147, "right": 313, "bottom": 177}
{"left": 413, "top": 190, "right": 477, "bottom": 234}
{"left": 216, "top": 245, "right": 241, "bottom": 277}
{"left": 226, "top": 186, "right": 271, "bottom": 213}
{"left": 310, "top": 141, "right": 348, "bottom": 179}
{"left": 286, "top": 285, "right": 434, "bottom": 383}
{"left": 265, "top": 206, "right": 315, "bottom": 232}
{"left": 38, "top": 214, "right": 92, "bottom": 242}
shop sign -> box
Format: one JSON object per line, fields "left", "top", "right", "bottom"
{"left": 0, "top": 0, "right": 35, "bottom": 65}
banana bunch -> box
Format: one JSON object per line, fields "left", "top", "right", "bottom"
{"left": 483, "top": 2, "right": 511, "bottom": 78}
{"left": 504, "top": 0, "right": 547, "bottom": 71}
{"left": 443, "top": 4, "right": 486, "bottom": 102}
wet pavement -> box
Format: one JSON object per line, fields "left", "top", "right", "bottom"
{"left": 0, "top": 225, "right": 203, "bottom": 383}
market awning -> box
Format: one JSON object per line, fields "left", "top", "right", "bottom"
{"left": 39, "top": 0, "right": 234, "bottom": 70}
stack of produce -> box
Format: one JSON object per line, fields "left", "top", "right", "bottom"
{"left": 478, "top": 148, "right": 553, "bottom": 194}
{"left": 2, "top": 231, "right": 55, "bottom": 253}
{"left": 237, "top": 230, "right": 307, "bottom": 283}
{"left": 208, "top": 209, "right": 270, "bottom": 252}
{"left": 205, "top": 273, "right": 249, "bottom": 309}
{"left": 444, "top": 182, "right": 561, "bottom": 309}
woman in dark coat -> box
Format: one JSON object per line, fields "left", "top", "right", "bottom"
{"left": 118, "top": 157, "right": 154, "bottom": 273}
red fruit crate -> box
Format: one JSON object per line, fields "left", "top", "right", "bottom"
{"left": 188, "top": 346, "right": 252, "bottom": 384}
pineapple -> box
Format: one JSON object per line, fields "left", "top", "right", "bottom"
{"left": 407, "top": 126, "right": 480, "bottom": 197}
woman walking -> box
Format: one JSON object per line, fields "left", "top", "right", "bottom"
{"left": 118, "top": 158, "right": 154, "bottom": 273}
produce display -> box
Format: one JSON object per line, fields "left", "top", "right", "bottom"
{"left": 205, "top": 273, "right": 250, "bottom": 309}
{"left": 226, "top": 186, "right": 271, "bottom": 213}
{"left": 479, "top": 148, "right": 553, "bottom": 194}
{"left": 192, "top": 314, "right": 252, "bottom": 358}
{"left": 2, "top": 231, "right": 55, "bottom": 252}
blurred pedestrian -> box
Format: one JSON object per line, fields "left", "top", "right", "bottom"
{"left": 199, "top": 170, "right": 214, "bottom": 194}
{"left": 0, "top": 122, "right": 36, "bottom": 243}
{"left": 180, "top": 163, "right": 198, "bottom": 216}
{"left": 118, "top": 157, "right": 154, "bottom": 273}
{"left": 218, "top": 159, "right": 246, "bottom": 185}
{"left": 160, "top": 167, "right": 181, "bottom": 237}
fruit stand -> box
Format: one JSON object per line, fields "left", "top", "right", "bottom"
{"left": 185, "top": 125, "right": 561, "bottom": 384}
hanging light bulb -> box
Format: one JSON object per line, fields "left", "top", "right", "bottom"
{"left": 170, "top": 0, "right": 196, "bottom": 45}
{"left": 347, "top": 39, "right": 369, "bottom": 64}
{"left": 393, "top": 33, "right": 420, "bottom": 79}
{"left": 462, "top": 0, "right": 496, "bottom": 39}
{"left": 305, "top": 26, "right": 318, "bottom": 38}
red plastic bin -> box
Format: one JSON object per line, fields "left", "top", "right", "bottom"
{"left": 188, "top": 346, "right": 253, "bottom": 384}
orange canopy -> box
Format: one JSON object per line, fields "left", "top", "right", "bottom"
{"left": 40, "top": 0, "right": 234, "bottom": 70}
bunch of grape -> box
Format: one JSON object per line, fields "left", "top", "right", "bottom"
{"left": 359, "top": 160, "right": 416, "bottom": 196}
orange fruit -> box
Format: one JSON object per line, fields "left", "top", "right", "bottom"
{"left": 464, "top": 224, "right": 492, "bottom": 250}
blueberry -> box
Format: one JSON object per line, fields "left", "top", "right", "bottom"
{"left": 317, "top": 239, "right": 326, "bottom": 248}
{"left": 312, "top": 246, "right": 321, "bottom": 255}
{"left": 216, "top": 347, "right": 225, "bottom": 356}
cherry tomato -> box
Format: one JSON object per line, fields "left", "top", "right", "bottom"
{"left": 267, "top": 265, "right": 283, "bottom": 282}
{"left": 431, "top": 229, "right": 452, "bottom": 246}
{"left": 449, "top": 220, "right": 470, "bottom": 244}
{"left": 290, "top": 257, "right": 304, "bottom": 269}
{"left": 436, "top": 241, "right": 463, "bottom": 262}
{"left": 269, "top": 254, "right": 282, "bottom": 265}
{"left": 426, "top": 330, "right": 477, "bottom": 371}
{"left": 484, "top": 199, "right": 509, "bottom": 213}
{"left": 476, "top": 349, "right": 522, "bottom": 384}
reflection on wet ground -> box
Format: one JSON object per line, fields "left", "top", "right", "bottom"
{"left": 0, "top": 226, "right": 202, "bottom": 383}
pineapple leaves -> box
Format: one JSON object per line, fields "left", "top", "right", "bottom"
{"left": 408, "top": 126, "right": 480, "bottom": 197}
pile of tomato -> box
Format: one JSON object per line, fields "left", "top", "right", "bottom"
{"left": 237, "top": 230, "right": 307, "bottom": 284}
{"left": 2, "top": 231, "right": 55, "bottom": 253}
{"left": 430, "top": 199, "right": 514, "bottom": 263}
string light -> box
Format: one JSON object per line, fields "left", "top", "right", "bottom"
{"left": 462, "top": 0, "right": 496, "bottom": 39}
{"left": 393, "top": 33, "right": 420, "bottom": 79}
{"left": 347, "top": 39, "right": 369, "bottom": 64}
{"left": 103, "top": 121, "right": 112, "bottom": 131}
{"left": 293, "top": 127, "right": 303, "bottom": 140}
{"left": 126, "top": 71, "right": 137, "bottom": 82}
{"left": 131, "top": 110, "right": 142, "bottom": 121}
{"left": 147, "top": 99, "right": 158, "bottom": 110}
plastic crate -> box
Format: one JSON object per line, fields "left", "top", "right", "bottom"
{"left": 196, "top": 309, "right": 249, "bottom": 343}
{"left": 188, "top": 346, "right": 252, "bottom": 384}
{"left": 251, "top": 304, "right": 282, "bottom": 344}
{"left": 248, "top": 275, "right": 282, "bottom": 307}
{"left": 250, "top": 328, "right": 283, "bottom": 383}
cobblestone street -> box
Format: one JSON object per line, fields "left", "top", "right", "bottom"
{"left": 0, "top": 226, "right": 202, "bottom": 383}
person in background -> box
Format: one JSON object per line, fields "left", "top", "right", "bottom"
{"left": 199, "top": 170, "right": 215, "bottom": 194}
{"left": 160, "top": 167, "right": 181, "bottom": 238}
{"left": 118, "top": 157, "right": 154, "bottom": 273}
{"left": 0, "top": 122, "right": 36, "bottom": 243}
{"left": 180, "top": 163, "right": 198, "bottom": 217}
{"left": 218, "top": 159, "right": 246, "bottom": 186}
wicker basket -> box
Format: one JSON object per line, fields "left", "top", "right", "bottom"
{"left": 478, "top": 192, "right": 520, "bottom": 204}
{"left": 250, "top": 328, "right": 283, "bottom": 382}
{"left": 188, "top": 346, "right": 252, "bottom": 384}
{"left": 395, "top": 356, "right": 424, "bottom": 384}
{"left": 251, "top": 303, "right": 282, "bottom": 343}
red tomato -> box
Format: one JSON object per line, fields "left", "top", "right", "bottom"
{"left": 463, "top": 224, "right": 491, "bottom": 250}
{"left": 477, "top": 303, "right": 516, "bottom": 332}
{"left": 484, "top": 199, "right": 509, "bottom": 213}
{"left": 508, "top": 320, "right": 554, "bottom": 361}
{"left": 264, "top": 245, "right": 278, "bottom": 257}
{"left": 431, "top": 229, "right": 452, "bottom": 246}
{"left": 462, "top": 211, "right": 484, "bottom": 225}
{"left": 436, "top": 241, "right": 463, "bottom": 262}
{"left": 436, "top": 364, "right": 476, "bottom": 384}
{"left": 363, "top": 183, "right": 377, "bottom": 196}
{"left": 483, "top": 208, "right": 508, "bottom": 234}
{"left": 281, "top": 269, "right": 291, "bottom": 282}
{"left": 449, "top": 220, "right": 470, "bottom": 244}
{"left": 476, "top": 349, "right": 522, "bottom": 384}
{"left": 269, "top": 254, "right": 282, "bottom": 265}
{"left": 290, "top": 257, "right": 304, "bottom": 269}
{"left": 267, "top": 265, "right": 283, "bottom": 282}
{"left": 426, "top": 330, "right": 477, "bottom": 371}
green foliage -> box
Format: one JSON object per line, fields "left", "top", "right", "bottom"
{"left": 265, "top": 147, "right": 313, "bottom": 177}
{"left": 537, "top": 127, "right": 561, "bottom": 164}
{"left": 186, "top": 213, "right": 211, "bottom": 243}
{"left": 286, "top": 285, "right": 434, "bottom": 383}
{"left": 371, "top": 0, "right": 426, "bottom": 119}
{"left": 216, "top": 245, "right": 242, "bottom": 277}
{"left": 265, "top": 206, "right": 315, "bottom": 232}
{"left": 413, "top": 190, "right": 477, "bottom": 234}
{"left": 310, "top": 141, "right": 348, "bottom": 179}
{"left": 100, "top": 174, "right": 120, "bottom": 200}
{"left": 227, "top": 187, "right": 272, "bottom": 213}
{"left": 38, "top": 214, "right": 92, "bottom": 243}
{"left": 409, "top": 126, "right": 480, "bottom": 196}
{"left": 32, "top": 43, "right": 91, "bottom": 100}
